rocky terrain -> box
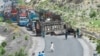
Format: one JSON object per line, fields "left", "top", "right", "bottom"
{"left": 0, "top": 23, "right": 32, "bottom": 56}
{"left": 29, "top": 0, "right": 100, "bottom": 33}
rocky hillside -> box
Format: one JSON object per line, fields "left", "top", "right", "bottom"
{"left": 26, "top": 0, "right": 100, "bottom": 28}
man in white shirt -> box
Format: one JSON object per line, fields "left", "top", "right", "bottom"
{"left": 50, "top": 42, "right": 54, "bottom": 52}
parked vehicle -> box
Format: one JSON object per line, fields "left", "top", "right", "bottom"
{"left": 28, "top": 9, "right": 39, "bottom": 20}
{"left": 38, "top": 10, "right": 64, "bottom": 35}
{"left": 11, "top": 8, "right": 18, "bottom": 22}
{"left": 26, "top": 10, "right": 39, "bottom": 31}
{"left": 18, "top": 12, "right": 29, "bottom": 26}
{"left": 18, "top": 16, "right": 29, "bottom": 26}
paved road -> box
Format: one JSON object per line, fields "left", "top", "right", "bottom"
{"left": 44, "top": 35, "right": 83, "bottom": 56}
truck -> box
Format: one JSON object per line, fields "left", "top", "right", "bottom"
{"left": 36, "top": 10, "right": 65, "bottom": 36}
{"left": 18, "top": 12, "right": 29, "bottom": 26}
{"left": 26, "top": 9, "right": 76, "bottom": 36}
{"left": 26, "top": 10, "right": 39, "bottom": 31}
{"left": 39, "top": 10, "right": 77, "bottom": 37}
{"left": 11, "top": 8, "right": 18, "bottom": 22}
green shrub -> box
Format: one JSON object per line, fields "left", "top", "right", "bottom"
{"left": 1, "top": 48, "right": 5, "bottom": 55}
{"left": 13, "top": 36, "right": 16, "bottom": 40}
{"left": 6, "top": 20, "right": 12, "bottom": 24}
{"left": 1, "top": 41, "right": 7, "bottom": 47}
{"left": 0, "top": 46, "right": 5, "bottom": 55}
{"left": 89, "top": 11, "right": 96, "bottom": 18}
{"left": 88, "top": 36, "right": 94, "bottom": 40}
{"left": 0, "top": 17, "right": 3, "bottom": 22}
{"left": 96, "top": 40, "right": 100, "bottom": 54}
{"left": 89, "top": 37, "right": 92, "bottom": 40}
{"left": 96, "top": 44, "right": 100, "bottom": 53}
{"left": 25, "top": 36, "right": 28, "bottom": 40}
{"left": 15, "top": 49, "right": 27, "bottom": 56}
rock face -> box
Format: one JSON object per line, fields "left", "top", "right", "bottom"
{"left": 0, "top": 24, "right": 32, "bottom": 56}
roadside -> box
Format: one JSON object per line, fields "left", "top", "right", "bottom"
{"left": 33, "top": 37, "right": 45, "bottom": 56}
{"left": 28, "top": 37, "right": 45, "bottom": 56}
{"left": 0, "top": 24, "right": 33, "bottom": 56}
{"left": 78, "top": 37, "right": 93, "bottom": 56}
{"left": 20, "top": 27, "right": 45, "bottom": 56}
{"left": 82, "top": 36, "right": 97, "bottom": 56}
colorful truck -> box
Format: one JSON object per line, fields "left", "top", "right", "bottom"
{"left": 11, "top": 8, "right": 18, "bottom": 22}
{"left": 26, "top": 10, "right": 39, "bottom": 31}
{"left": 18, "top": 12, "right": 29, "bottom": 26}
{"left": 38, "top": 10, "right": 65, "bottom": 35}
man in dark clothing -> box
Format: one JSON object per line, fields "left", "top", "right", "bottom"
{"left": 64, "top": 23, "right": 76, "bottom": 39}
{"left": 76, "top": 28, "right": 83, "bottom": 38}
{"left": 64, "top": 24, "right": 68, "bottom": 39}
{"left": 76, "top": 28, "right": 80, "bottom": 38}
{"left": 65, "top": 30, "right": 68, "bottom": 39}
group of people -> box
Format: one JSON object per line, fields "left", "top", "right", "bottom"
{"left": 32, "top": 42, "right": 54, "bottom": 56}
{"left": 64, "top": 23, "right": 83, "bottom": 39}
{"left": 38, "top": 51, "right": 45, "bottom": 56}
{"left": 32, "top": 51, "right": 45, "bottom": 56}
{"left": 65, "top": 27, "right": 83, "bottom": 39}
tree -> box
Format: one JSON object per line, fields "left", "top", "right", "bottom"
{"left": 1, "top": 41, "right": 7, "bottom": 47}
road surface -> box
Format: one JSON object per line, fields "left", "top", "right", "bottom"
{"left": 44, "top": 35, "right": 83, "bottom": 56}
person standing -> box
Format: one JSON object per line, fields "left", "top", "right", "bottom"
{"left": 64, "top": 23, "right": 68, "bottom": 39}
{"left": 76, "top": 28, "right": 80, "bottom": 38}
{"left": 50, "top": 42, "right": 54, "bottom": 52}
{"left": 41, "top": 51, "right": 45, "bottom": 56}
{"left": 38, "top": 52, "right": 42, "bottom": 56}
{"left": 65, "top": 28, "right": 68, "bottom": 39}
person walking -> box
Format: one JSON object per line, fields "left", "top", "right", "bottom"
{"left": 50, "top": 42, "right": 54, "bottom": 52}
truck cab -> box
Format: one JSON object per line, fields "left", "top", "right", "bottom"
{"left": 18, "top": 16, "right": 29, "bottom": 26}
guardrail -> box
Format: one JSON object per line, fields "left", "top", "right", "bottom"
{"left": 80, "top": 29, "right": 100, "bottom": 39}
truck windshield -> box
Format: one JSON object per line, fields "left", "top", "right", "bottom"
{"left": 20, "top": 17, "right": 27, "bottom": 20}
